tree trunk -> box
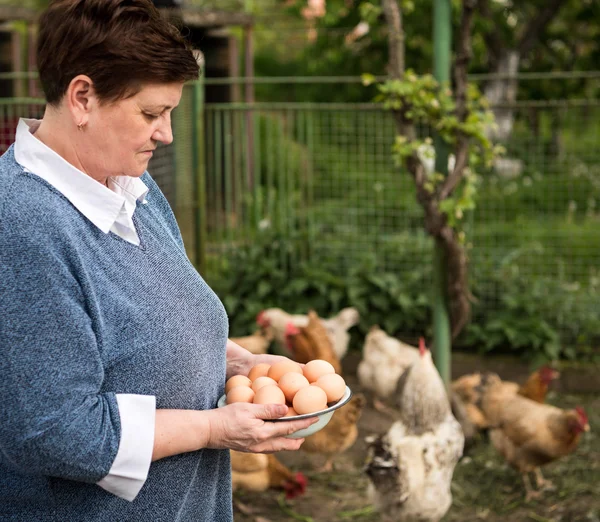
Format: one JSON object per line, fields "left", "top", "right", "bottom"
{"left": 484, "top": 49, "right": 520, "bottom": 142}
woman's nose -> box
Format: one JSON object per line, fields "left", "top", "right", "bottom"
{"left": 153, "top": 116, "right": 173, "bottom": 145}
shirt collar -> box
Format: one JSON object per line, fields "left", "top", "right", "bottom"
{"left": 13, "top": 118, "right": 149, "bottom": 234}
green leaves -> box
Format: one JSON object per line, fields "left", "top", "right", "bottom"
{"left": 211, "top": 229, "right": 599, "bottom": 363}
{"left": 368, "top": 69, "right": 502, "bottom": 238}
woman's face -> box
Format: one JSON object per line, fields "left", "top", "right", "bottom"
{"left": 83, "top": 82, "right": 184, "bottom": 179}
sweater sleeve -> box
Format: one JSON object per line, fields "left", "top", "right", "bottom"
{"left": 0, "top": 227, "right": 124, "bottom": 485}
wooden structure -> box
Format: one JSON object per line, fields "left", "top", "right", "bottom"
{"left": 0, "top": 4, "right": 256, "bottom": 104}
{"left": 0, "top": 7, "right": 37, "bottom": 98}
{"left": 157, "top": 6, "right": 255, "bottom": 104}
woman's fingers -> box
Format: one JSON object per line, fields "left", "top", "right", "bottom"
{"left": 253, "top": 437, "right": 306, "bottom": 453}
{"left": 262, "top": 416, "right": 318, "bottom": 439}
{"left": 209, "top": 402, "right": 320, "bottom": 452}
{"left": 255, "top": 403, "right": 288, "bottom": 420}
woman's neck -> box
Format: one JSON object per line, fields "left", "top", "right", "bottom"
{"left": 34, "top": 113, "right": 109, "bottom": 187}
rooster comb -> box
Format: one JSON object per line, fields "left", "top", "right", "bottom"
{"left": 419, "top": 337, "right": 427, "bottom": 356}
{"left": 575, "top": 406, "right": 588, "bottom": 424}
{"left": 539, "top": 365, "right": 559, "bottom": 383}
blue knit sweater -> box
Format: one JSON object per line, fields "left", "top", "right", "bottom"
{"left": 0, "top": 146, "right": 232, "bottom": 521}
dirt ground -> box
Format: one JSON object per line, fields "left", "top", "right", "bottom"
{"left": 233, "top": 355, "right": 600, "bottom": 522}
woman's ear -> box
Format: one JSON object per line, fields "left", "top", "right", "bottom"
{"left": 66, "top": 75, "right": 96, "bottom": 128}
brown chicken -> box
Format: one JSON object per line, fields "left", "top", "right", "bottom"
{"left": 284, "top": 310, "right": 342, "bottom": 374}
{"left": 479, "top": 379, "right": 590, "bottom": 501}
{"left": 300, "top": 394, "right": 366, "bottom": 472}
{"left": 230, "top": 451, "right": 307, "bottom": 499}
{"left": 452, "top": 366, "right": 560, "bottom": 430}
{"left": 230, "top": 329, "right": 274, "bottom": 355}
{"left": 516, "top": 366, "right": 561, "bottom": 403}
{"left": 256, "top": 307, "right": 359, "bottom": 359}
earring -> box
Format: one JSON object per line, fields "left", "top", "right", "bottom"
{"left": 77, "top": 121, "right": 85, "bottom": 130}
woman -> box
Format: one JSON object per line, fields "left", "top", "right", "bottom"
{"left": 0, "top": 1, "right": 316, "bottom": 520}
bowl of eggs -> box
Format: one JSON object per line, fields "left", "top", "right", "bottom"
{"left": 217, "top": 359, "right": 352, "bottom": 439}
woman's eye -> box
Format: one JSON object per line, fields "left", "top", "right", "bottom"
{"left": 144, "top": 112, "right": 160, "bottom": 120}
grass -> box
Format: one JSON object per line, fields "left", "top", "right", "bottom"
{"left": 445, "top": 392, "right": 600, "bottom": 522}
{"left": 233, "top": 391, "right": 599, "bottom": 522}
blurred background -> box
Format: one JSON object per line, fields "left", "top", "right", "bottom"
{"left": 0, "top": 1, "right": 598, "bottom": 520}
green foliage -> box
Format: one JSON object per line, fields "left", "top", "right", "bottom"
{"left": 252, "top": 0, "right": 599, "bottom": 104}
{"left": 463, "top": 262, "right": 600, "bottom": 364}
{"left": 368, "top": 70, "right": 501, "bottom": 238}
{"left": 210, "top": 230, "right": 600, "bottom": 362}
{"left": 210, "top": 228, "right": 431, "bottom": 341}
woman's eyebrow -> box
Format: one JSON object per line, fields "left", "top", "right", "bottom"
{"left": 143, "top": 104, "right": 175, "bottom": 111}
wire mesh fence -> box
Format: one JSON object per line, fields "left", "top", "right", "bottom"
{"left": 201, "top": 76, "right": 600, "bottom": 351}
{"left": 1, "top": 72, "right": 599, "bottom": 351}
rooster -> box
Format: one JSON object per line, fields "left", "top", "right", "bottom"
{"left": 284, "top": 311, "right": 342, "bottom": 374}
{"left": 365, "top": 338, "right": 464, "bottom": 522}
{"left": 301, "top": 394, "right": 366, "bottom": 472}
{"left": 357, "top": 326, "right": 419, "bottom": 411}
{"left": 479, "top": 378, "right": 590, "bottom": 501}
{"left": 256, "top": 307, "right": 359, "bottom": 359}
{"left": 230, "top": 451, "right": 307, "bottom": 499}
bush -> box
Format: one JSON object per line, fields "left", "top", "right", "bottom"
{"left": 210, "top": 230, "right": 600, "bottom": 363}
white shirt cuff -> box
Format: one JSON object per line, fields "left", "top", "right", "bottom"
{"left": 97, "top": 394, "right": 156, "bottom": 501}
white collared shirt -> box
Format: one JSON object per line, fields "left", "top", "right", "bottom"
{"left": 13, "top": 118, "right": 155, "bottom": 501}
{"left": 14, "top": 118, "right": 149, "bottom": 246}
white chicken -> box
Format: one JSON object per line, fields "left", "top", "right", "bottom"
{"left": 357, "top": 326, "right": 419, "bottom": 403}
{"left": 365, "top": 339, "right": 464, "bottom": 522}
{"left": 256, "top": 307, "right": 359, "bottom": 359}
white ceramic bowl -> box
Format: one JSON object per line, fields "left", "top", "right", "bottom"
{"left": 217, "top": 385, "right": 353, "bottom": 439}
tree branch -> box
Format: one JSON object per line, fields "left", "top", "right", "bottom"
{"left": 381, "top": 0, "right": 404, "bottom": 80}
{"left": 382, "top": 0, "right": 425, "bottom": 192}
{"left": 438, "top": 140, "right": 468, "bottom": 200}
{"left": 518, "top": 0, "right": 568, "bottom": 58}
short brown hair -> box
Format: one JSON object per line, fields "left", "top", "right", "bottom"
{"left": 37, "top": 0, "right": 200, "bottom": 105}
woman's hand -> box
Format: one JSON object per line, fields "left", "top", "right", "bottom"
{"left": 205, "top": 402, "right": 318, "bottom": 453}
{"left": 226, "top": 338, "right": 302, "bottom": 379}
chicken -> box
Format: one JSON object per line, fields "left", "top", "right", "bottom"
{"left": 230, "top": 451, "right": 307, "bottom": 499}
{"left": 256, "top": 307, "right": 359, "bottom": 359}
{"left": 365, "top": 338, "right": 464, "bottom": 522}
{"left": 321, "top": 307, "right": 360, "bottom": 359}
{"left": 357, "top": 326, "right": 419, "bottom": 406}
{"left": 452, "top": 366, "right": 560, "bottom": 430}
{"left": 284, "top": 311, "right": 342, "bottom": 374}
{"left": 516, "top": 365, "right": 560, "bottom": 403}
{"left": 300, "top": 394, "right": 366, "bottom": 472}
{"left": 230, "top": 329, "right": 274, "bottom": 355}
{"left": 479, "top": 378, "right": 590, "bottom": 501}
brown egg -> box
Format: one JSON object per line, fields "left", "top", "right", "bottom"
{"left": 285, "top": 406, "right": 299, "bottom": 417}
{"left": 225, "top": 375, "right": 252, "bottom": 394}
{"left": 278, "top": 372, "right": 310, "bottom": 402}
{"left": 248, "top": 363, "right": 271, "bottom": 382}
{"left": 253, "top": 385, "right": 286, "bottom": 405}
{"left": 303, "top": 359, "right": 336, "bottom": 383}
{"left": 267, "top": 360, "right": 303, "bottom": 382}
{"left": 226, "top": 386, "right": 255, "bottom": 404}
{"left": 316, "top": 373, "right": 346, "bottom": 403}
{"left": 251, "top": 376, "right": 278, "bottom": 392}
{"left": 293, "top": 385, "right": 328, "bottom": 415}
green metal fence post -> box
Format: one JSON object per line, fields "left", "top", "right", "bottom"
{"left": 193, "top": 78, "right": 207, "bottom": 275}
{"left": 432, "top": 0, "right": 452, "bottom": 386}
